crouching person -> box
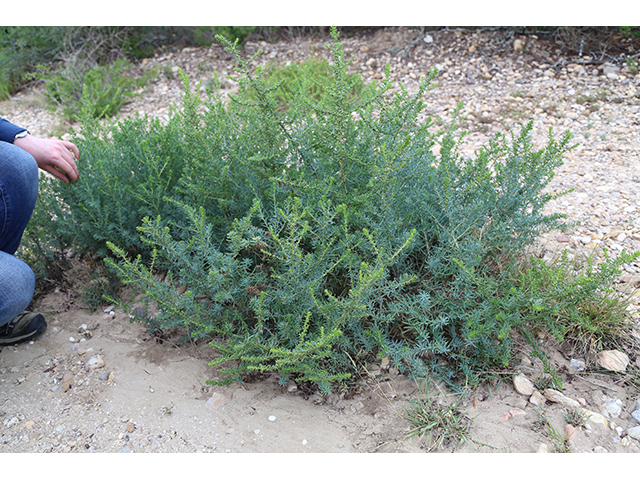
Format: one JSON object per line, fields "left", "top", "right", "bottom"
{"left": 0, "top": 117, "right": 79, "bottom": 345}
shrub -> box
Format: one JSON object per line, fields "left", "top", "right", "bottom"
{"left": 0, "top": 26, "right": 208, "bottom": 99}
{"left": 38, "top": 57, "right": 152, "bottom": 122}
{"left": 256, "top": 56, "right": 365, "bottom": 110}
{"left": 31, "top": 28, "right": 637, "bottom": 394}
{"left": 0, "top": 26, "right": 68, "bottom": 99}
{"left": 512, "top": 248, "right": 640, "bottom": 355}
{"left": 30, "top": 102, "right": 189, "bottom": 261}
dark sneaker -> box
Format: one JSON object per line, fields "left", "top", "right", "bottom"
{"left": 0, "top": 311, "right": 47, "bottom": 346}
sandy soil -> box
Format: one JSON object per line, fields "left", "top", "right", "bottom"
{"left": 0, "top": 284, "right": 637, "bottom": 455}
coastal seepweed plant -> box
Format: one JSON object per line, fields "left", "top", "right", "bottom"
{"left": 31, "top": 27, "right": 637, "bottom": 394}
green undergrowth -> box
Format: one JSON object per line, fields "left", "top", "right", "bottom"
{"left": 23, "top": 28, "right": 639, "bottom": 395}
{"left": 36, "top": 57, "right": 153, "bottom": 122}
{"left": 256, "top": 55, "right": 365, "bottom": 110}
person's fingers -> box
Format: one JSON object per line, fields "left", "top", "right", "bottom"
{"left": 57, "top": 157, "right": 78, "bottom": 182}
{"left": 51, "top": 142, "right": 79, "bottom": 181}
{"left": 61, "top": 140, "right": 80, "bottom": 160}
{"left": 41, "top": 164, "right": 71, "bottom": 184}
{"left": 60, "top": 150, "right": 79, "bottom": 180}
{"left": 62, "top": 143, "right": 79, "bottom": 179}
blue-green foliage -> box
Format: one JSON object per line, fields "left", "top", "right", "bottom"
{"left": 36, "top": 104, "right": 188, "bottom": 260}
{"left": 37, "top": 28, "right": 633, "bottom": 393}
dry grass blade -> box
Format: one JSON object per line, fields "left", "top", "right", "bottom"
{"left": 403, "top": 380, "right": 493, "bottom": 452}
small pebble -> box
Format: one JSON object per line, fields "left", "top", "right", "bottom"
{"left": 268, "top": 415, "right": 276, "bottom": 422}
{"left": 536, "top": 443, "right": 549, "bottom": 453}
{"left": 4, "top": 417, "right": 18, "bottom": 427}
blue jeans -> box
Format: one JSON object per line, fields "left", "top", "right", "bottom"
{"left": 0, "top": 142, "right": 38, "bottom": 327}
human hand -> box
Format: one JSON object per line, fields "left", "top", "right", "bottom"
{"left": 13, "top": 135, "right": 80, "bottom": 183}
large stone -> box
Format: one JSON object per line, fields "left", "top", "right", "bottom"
{"left": 543, "top": 389, "right": 580, "bottom": 407}
{"left": 205, "top": 392, "right": 230, "bottom": 409}
{"left": 627, "top": 426, "right": 640, "bottom": 440}
{"left": 597, "top": 350, "right": 630, "bottom": 372}
{"left": 602, "top": 65, "right": 620, "bottom": 76}
{"left": 581, "top": 409, "right": 608, "bottom": 428}
{"left": 529, "top": 390, "right": 546, "bottom": 406}
{"left": 513, "top": 374, "right": 535, "bottom": 396}
{"left": 537, "top": 443, "right": 550, "bottom": 453}
{"left": 86, "top": 355, "right": 105, "bottom": 369}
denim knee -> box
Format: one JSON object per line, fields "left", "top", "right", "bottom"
{"left": 0, "top": 251, "right": 35, "bottom": 327}
{"left": 0, "top": 143, "right": 39, "bottom": 255}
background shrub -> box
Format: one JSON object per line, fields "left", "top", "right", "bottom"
{"left": 0, "top": 26, "right": 68, "bottom": 99}
{"left": 256, "top": 56, "right": 365, "bottom": 109}
{"left": 38, "top": 58, "right": 152, "bottom": 122}
{"left": 0, "top": 26, "right": 212, "bottom": 100}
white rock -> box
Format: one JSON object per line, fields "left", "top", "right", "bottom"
{"left": 513, "top": 374, "right": 535, "bottom": 395}
{"left": 529, "top": 390, "right": 546, "bottom": 406}
{"left": 4, "top": 417, "right": 18, "bottom": 427}
{"left": 581, "top": 409, "right": 608, "bottom": 428}
{"left": 537, "top": 443, "right": 550, "bottom": 453}
{"left": 543, "top": 389, "right": 580, "bottom": 407}
{"left": 205, "top": 392, "right": 229, "bottom": 409}
{"left": 601, "top": 395, "right": 623, "bottom": 419}
{"left": 268, "top": 415, "right": 276, "bottom": 422}
{"left": 627, "top": 426, "right": 640, "bottom": 440}
{"left": 424, "top": 35, "right": 433, "bottom": 43}
{"left": 570, "top": 358, "right": 586, "bottom": 371}
{"left": 86, "top": 355, "right": 105, "bottom": 369}
{"left": 597, "top": 350, "right": 630, "bottom": 372}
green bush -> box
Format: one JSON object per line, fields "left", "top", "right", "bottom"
{"left": 0, "top": 26, "right": 68, "bottom": 99}
{"left": 512, "top": 249, "right": 639, "bottom": 353}
{"left": 38, "top": 58, "right": 152, "bottom": 122}
{"left": 29, "top": 103, "right": 189, "bottom": 261}
{"left": 256, "top": 56, "right": 365, "bottom": 110}
{"left": 29, "top": 28, "right": 637, "bottom": 394}
{"left": 0, "top": 26, "right": 207, "bottom": 99}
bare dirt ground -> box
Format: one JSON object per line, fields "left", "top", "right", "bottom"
{"left": 2, "top": 27, "right": 640, "bottom": 456}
